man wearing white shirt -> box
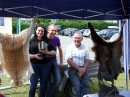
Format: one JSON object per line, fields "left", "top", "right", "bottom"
{"left": 65, "top": 32, "right": 89, "bottom": 97}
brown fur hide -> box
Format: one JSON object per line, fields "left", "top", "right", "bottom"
{"left": 88, "top": 22, "right": 125, "bottom": 81}
{"left": 0, "top": 14, "right": 38, "bottom": 86}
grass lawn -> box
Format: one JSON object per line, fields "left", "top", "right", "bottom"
{"left": 0, "top": 72, "right": 129, "bottom": 97}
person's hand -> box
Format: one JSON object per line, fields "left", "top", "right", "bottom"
{"left": 40, "top": 50, "right": 48, "bottom": 54}
{"left": 35, "top": 54, "right": 43, "bottom": 60}
{"left": 59, "top": 63, "right": 64, "bottom": 68}
{"left": 78, "top": 67, "right": 86, "bottom": 75}
{"left": 77, "top": 72, "right": 84, "bottom": 77}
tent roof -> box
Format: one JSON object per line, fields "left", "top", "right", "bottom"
{"left": 0, "top": 0, "right": 130, "bottom": 20}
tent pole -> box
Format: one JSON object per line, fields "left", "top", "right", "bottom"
{"left": 123, "top": 19, "right": 129, "bottom": 90}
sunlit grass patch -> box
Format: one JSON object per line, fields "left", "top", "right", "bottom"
{"left": 0, "top": 72, "right": 129, "bottom": 97}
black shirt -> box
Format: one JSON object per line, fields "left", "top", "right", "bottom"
{"left": 29, "top": 37, "right": 55, "bottom": 64}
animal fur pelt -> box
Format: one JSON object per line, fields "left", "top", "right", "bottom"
{"left": 0, "top": 14, "right": 38, "bottom": 86}
{"left": 88, "top": 22, "right": 125, "bottom": 97}
{"left": 88, "top": 21, "right": 125, "bottom": 80}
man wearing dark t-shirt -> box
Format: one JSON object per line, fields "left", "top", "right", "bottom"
{"left": 46, "top": 24, "right": 64, "bottom": 97}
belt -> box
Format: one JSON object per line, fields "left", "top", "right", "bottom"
{"left": 79, "top": 66, "right": 84, "bottom": 67}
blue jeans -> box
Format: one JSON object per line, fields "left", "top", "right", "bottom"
{"left": 46, "top": 62, "right": 61, "bottom": 97}
{"left": 29, "top": 63, "right": 51, "bottom": 97}
{"left": 68, "top": 67, "right": 89, "bottom": 97}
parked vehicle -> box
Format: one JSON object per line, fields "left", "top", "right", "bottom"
{"left": 109, "top": 33, "right": 119, "bottom": 42}
{"left": 95, "top": 29, "right": 100, "bottom": 33}
{"left": 56, "top": 25, "right": 61, "bottom": 32}
{"left": 64, "top": 28, "right": 71, "bottom": 36}
{"left": 58, "top": 29, "right": 65, "bottom": 35}
{"left": 102, "top": 29, "right": 119, "bottom": 39}
{"left": 108, "top": 26, "right": 118, "bottom": 29}
{"left": 73, "top": 28, "right": 79, "bottom": 32}
{"left": 64, "top": 28, "right": 79, "bottom": 36}
{"left": 83, "top": 29, "right": 99, "bottom": 37}
{"left": 82, "top": 29, "right": 89, "bottom": 37}
{"left": 78, "top": 29, "right": 86, "bottom": 34}
{"left": 97, "top": 29, "right": 107, "bottom": 37}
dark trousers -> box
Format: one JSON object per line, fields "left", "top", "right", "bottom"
{"left": 29, "top": 63, "right": 51, "bottom": 97}
{"left": 46, "top": 62, "right": 61, "bottom": 97}
{"left": 68, "top": 67, "right": 89, "bottom": 97}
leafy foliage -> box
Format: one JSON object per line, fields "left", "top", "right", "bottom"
{"left": 12, "top": 18, "right": 117, "bottom": 33}
{"left": 36, "top": 18, "right": 51, "bottom": 27}
{"left": 55, "top": 20, "right": 117, "bottom": 30}
{"left": 12, "top": 18, "right": 51, "bottom": 34}
{"left": 12, "top": 19, "right": 30, "bottom": 34}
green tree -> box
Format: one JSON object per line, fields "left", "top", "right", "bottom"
{"left": 12, "top": 18, "right": 51, "bottom": 34}
{"left": 55, "top": 19, "right": 117, "bottom": 30}
{"left": 12, "top": 19, "right": 30, "bottom": 34}
{"left": 12, "top": 18, "right": 117, "bottom": 34}
{"left": 36, "top": 18, "right": 51, "bottom": 27}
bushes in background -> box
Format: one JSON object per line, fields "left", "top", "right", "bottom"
{"left": 12, "top": 19, "right": 117, "bottom": 34}
{"left": 55, "top": 20, "right": 117, "bottom": 30}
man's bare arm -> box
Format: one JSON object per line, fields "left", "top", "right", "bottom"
{"left": 58, "top": 46, "right": 63, "bottom": 63}
{"left": 67, "top": 59, "right": 81, "bottom": 71}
